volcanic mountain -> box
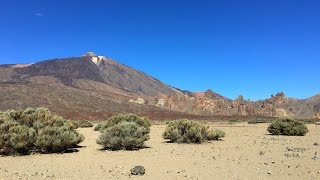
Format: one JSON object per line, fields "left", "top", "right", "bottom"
{"left": 0, "top": 52, "right": 319, "bottom": 120}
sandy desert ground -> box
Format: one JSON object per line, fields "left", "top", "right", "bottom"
{"left": 0, "top": 123, "right": 319, "bottom": 180}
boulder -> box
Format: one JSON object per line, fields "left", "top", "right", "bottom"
{"left": 130, "top": 166, "right": 145, "bottom": 176}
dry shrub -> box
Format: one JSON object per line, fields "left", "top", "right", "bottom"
{"left": 0, "top": 108, "right": 84, "bottom": 155}
{"left": 163, "top": 119, "right": 225, "bottom": 144}
{"left": 97, "top": 122, "right": 150, "bottom": 150}
{"left": 95, "top": 114, "right": 151, "bottom": 132}
{"left": 96, "top": 114, "right": 151, "bottom": 150}
{"left": 69, "top": 120, "right": 93, "bottom": 128}
{"left": 267, "top": 118, "right": 308, "bottom": 136}
{"left": 207, "top": 129, "right": 225, "bottom": 140}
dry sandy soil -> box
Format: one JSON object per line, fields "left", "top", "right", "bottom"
{"left": 0, "top": 123, "right": 319, "bottom": 180}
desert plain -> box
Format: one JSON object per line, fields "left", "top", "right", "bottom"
{"left": 0, "top": 122, "right": 319, "bottom": 180}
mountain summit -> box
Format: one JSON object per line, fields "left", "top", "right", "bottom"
{"left": 0, "top": 53, "right": 319, "bottom": 120}
{"left": 82, "top": 52, "right": 98, "bottom": 57}
{"left": 14, "top": 53, "right": 178, "bottom": 96}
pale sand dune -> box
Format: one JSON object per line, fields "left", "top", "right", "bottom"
{"left": 0, "top": 123, "right": 319, "bottom": 180}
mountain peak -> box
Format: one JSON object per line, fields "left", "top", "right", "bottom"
{"left": 82, "top": 52, "right": 98, "bottom": 57}
{"left": 204, "top": 89, "right": 214, "bottom": 97}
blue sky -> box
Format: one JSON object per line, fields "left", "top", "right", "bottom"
{"left": 0, "top": 0, "right": 319, "bottom": 100}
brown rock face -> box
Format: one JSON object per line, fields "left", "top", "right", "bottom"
{"left": 0, "top": 53, "right": 319, "bottom": 120}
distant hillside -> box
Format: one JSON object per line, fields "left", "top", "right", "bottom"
{"left": 0, "top": 52, "right": 319, "bottom": 120}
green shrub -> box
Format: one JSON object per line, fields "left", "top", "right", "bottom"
{"left": 299, "top": 119, "right": 319, "bottom": 124}
{"left": 248, "top": 119, "right": 269, "bottom": 124}
{"left": 97, "top": 122, "right": 150, "bottom": 150}
{"left": 207, "top": 129, "right": 225, "bottom": 140}
{"left": 163, "top": 119, "right": 224, "bottom": 144}
{"left": 0, "top": 108, "right": 84, "bottom": 155}
{"left": 69, "top": 120, "right": 93, "bottom": 128}
{"left": 35, "top": 126, "right": 84, "bottom": 153}
{"left": 78, "top": 120, "right": 94, "bottom": 128}
{"left": 267, "top": 118, "right": 308, "bottom": 136}
{"left": 0, "top": 108, "right": 67, "bottom": 127}
{"left": 67, "top": 120, "right": 79, "bottom": 129}
{"left": 228, "top": 119, "right": 239, "bottom": 124}
{"left": 94, "top": 123, "right": 102, "bottom": 131}
{"left": 96, "top": 114, "right": 151, "bottom": 132}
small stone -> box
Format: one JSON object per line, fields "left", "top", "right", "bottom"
{"left": 130, "top": 166, "right": 145, "bottom": 176}
{"left": 264, "top": 162, "right": 268, "bottom": 165}
{"left": 268, "top": 171, "right": 272, "bottom": 175}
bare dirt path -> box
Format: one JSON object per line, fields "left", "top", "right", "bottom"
{"left": 0, "top": 123, "right": 319, "bottom": 180}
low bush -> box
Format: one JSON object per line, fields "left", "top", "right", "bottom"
{"left": 94, "top": 123, "right": 102, "bottom": 131}
{"left": 248, "top": 119, "right": 269, "bottom": 124}
{"left": 163, "top": 119, "right": 225, "bottom": 144}
{"left": 96, "top": 114, "right": 151, "bottom": 150}
{"left": 35, "top": 126, "right": 83, "bottom": 153}
{"left": 0, "top": 108, "right": 84, "bottom": 155}
{"left": 267, "top": 118, "right": 308, "bottom": 136}
{"left": 69, "top": 120, "right": 93, "bottom": 128}
{"left": 296, "top": 119, "right": 319, "bottom": 124}
{"left": 95, "top": 114, "right": 151, "bottom": 132}
{"left": 207, "top": 129, "right": 225, "bottom": 140}
{"left": 97, "top": 122, "right": 150, "bottom": 150}
{"left": 228, "top": 119, "right": 239, "bottom": 124}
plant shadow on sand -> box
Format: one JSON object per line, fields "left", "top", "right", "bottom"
{"left": 63, "top": 145, "right": 86, "bottom": 154}
{"left": 37, "top": 145, "right": 86, "bottom": 155}
{"left": 161, "top": 139, "right": 225, "bottom": 144}
{"left": 98, "top": 145, "right": 151, "bottom": 152}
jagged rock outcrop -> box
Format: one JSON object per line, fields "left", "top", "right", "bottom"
{"left": 129, "top": 97, "right": 146, "bottom": 105}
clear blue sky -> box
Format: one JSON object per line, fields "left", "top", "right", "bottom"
{"left": 0, "top": 0, "right": 319, "bottom": 100}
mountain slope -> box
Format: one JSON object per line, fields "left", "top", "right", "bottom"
{"left": 0, "top": 52, "right": 319, "bottom": 120}
{"left": 14, "top": 52, "right": 178, "bottom": 96}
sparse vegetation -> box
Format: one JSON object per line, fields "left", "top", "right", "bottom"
{"left": 228, "top": 119, "right": 239, "bottom": 124}
{"left": 69, "top": 120, "right": 93, "bottom": 128}
{"left": 0, "top": 108, "right": 84, "bottom": 155}
{"left": 95, "top": 114, "right": 151, "bottom": 132}
{"left": 207, "top": 129, "right": 225, "bottom": 140}
{"left": 248, "top": 119, "right": 269, "bottom": 124}
{"left": 267, "top": 118, "right": 308, "bottom": 136}
{"left": 299, "top": 119, "right": 319, "bottom": 124}
{"left": 94, "top": 123, "right": 102, "bottom": 131}
{"left": 96, "top": 114, "right": 151, "bottom": 150}
{"left": 163, "top": 119, "right": 225, "bottom": 143}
